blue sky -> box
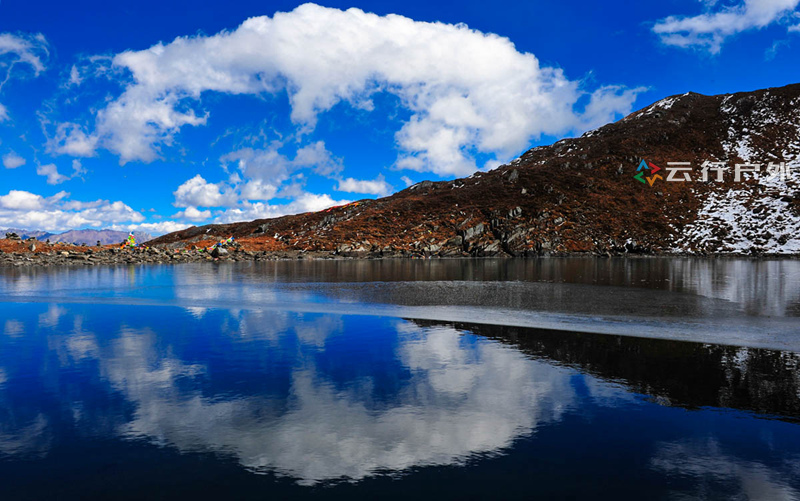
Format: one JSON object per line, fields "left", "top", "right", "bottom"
{"left": 1, "top": 0, "right": 799, "bottom": 234}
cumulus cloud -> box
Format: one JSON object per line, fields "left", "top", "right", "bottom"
{"left": 293, "top": 141, "right": 343, "bottom": 177}
{"left": 173, "top": 174, "right": 237, "bottom": 208}
{"left": 220, "top": 141, "right": 341, "bottom": 189}
{"left": 71, "top": 159, "right": 86, "bottom": 178}
{"left": 111, "top": 221, "right": 193, "bottom": 236}
{"left": 172, "top": 206, "right": 211, "bottom": 222}
{"left": 214, "top": 192, "right": 350, "bottom": 224}
{"left": 75, "top": 4, "right": 640, "bottom": 175}
{"left": 47, "top": 122, "right": 99, "bottom": 157}
{"left": 36, "top": 164, "right": 68, "bottom": 185}
{"left": 336, "top": 174, "right": 393, "bottom": 196}
{"left": 171, "top": 140, "right": 348, "bottom": 222}
{"left": 653, "top": 0, "right": 800, "bottom": 53}
{"left": 172, "top": 169, "right": 349, "bottom": 224}
{"left": 0, "top": 189, "right": 145, "bottom": 232}
{"left": 239, "top": 179, "right": 279, "bottom": 201}
{"left": 2, "top": 151, "right": 25, "bottom": 169}
{"left": 580, "top": 85, "right": 644, "bottom": 130}
{"left": 35, "top": 160, "right": 86, "bottom": 185}
{"left": 0, "top": 190, "right": 46, "bottom": 210}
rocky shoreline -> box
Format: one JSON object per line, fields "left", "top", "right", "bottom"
{"left": 0, "top": 243, "right": 333, "bottom": 267}
{"left": 2, "top": 240, "right": 798, "bottom": 267}
{"left": 0, "top": 242, "right": 549, "bottom": 267}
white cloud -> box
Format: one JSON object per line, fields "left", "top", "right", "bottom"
{"left": 63, "top": 55, "right": 115, "bottom": 89}
{"left": 35, "top": 160, "right": 86, "bottom": 185}
{"left": 580, "top": 85, "right": 647, "bottom": 130}
{"left": 293, "top": 141, "right": 343, "bottom": 177}
{"left": 790, "top": 23, "right": 800, "bottom": 31}
{"left": 68, "top": 65, "right": 82, "bottom": 87}
{"left": 111, "top": 221, "right": 193, "bottom": 236}
{"left": 71, "top": 159, "right": 86, "bottom": 178}
{"left": 0, "top": 33, "right": 48, "bottom": 76}
{"left": 0, "top": 33, "right": 48, "bottom": 118}
{"left": 36, "top": 164, "right": 69, "bottom": 185}
{"left": 172, "top": 206, "right": 211, "bottom": 222}
{"left": 0, "top": 189, "right": 145, "bottom": 232}
{"left": 239, "top": 179, "right": 279, "bottom": 201}
{"left": 171, "top": 141, "right": 344, "bottom": 219}
{"left": 400, "top": 175, "right": 414, "bottom": 187}
{"left": 98, "top": 90, "right": 207, "bottom": 164}
{"left": 336, "top": 174, "right": 393, "bottom": 196}
{"left": 0, "top": 190, "right": 45, "bottom": 210}
{"left": 220, "top": 140, "right": 341, "bottom": 187}
{"left": 653, "top": 0, "right": 800, "bottom": 53}
{"left": 2, "top": 151, "right": 25, "bottom": 169}
{"left": 214, "top": 192, "right": 350, "bottom": 224}
{"left": 47, "top": 123, "right": 99, "bottom": 157}
{"left": 80, "top": 4, "right": 640, "bottom": 175}
{"left": 173, "top": 174, "right": 236, "bottom": 208}
{"left": 167, "top": 168, "right": 350, "bottom": 228}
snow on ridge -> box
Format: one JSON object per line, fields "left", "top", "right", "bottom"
{"left": 678, "top": 91, "right": 800, "bottom": 254}
{"left": 652, "top": 96, "right": 679, "bottom": 111}
{"left": 718, "top": 91, "right": 799, "bottom": 163}
{"left": 675, "top": 155, "right": 800, "bottom": 255}
{"left": 636, "top": 95, "right": 682, "bottom": 118}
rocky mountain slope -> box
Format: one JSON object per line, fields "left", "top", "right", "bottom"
{"left": 150, "top": 83, "right": 800, "bottom": 257}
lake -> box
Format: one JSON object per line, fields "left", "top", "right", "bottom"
{"left": 0, "top": 258, "right": 799, "bottom": 499}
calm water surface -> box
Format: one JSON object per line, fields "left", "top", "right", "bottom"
{"left": 0, "top": 258, "right": 799, "bottom": 499}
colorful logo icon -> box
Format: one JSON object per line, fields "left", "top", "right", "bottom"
{"left": 634, "top": 159, "right": 662, "bottom": 186}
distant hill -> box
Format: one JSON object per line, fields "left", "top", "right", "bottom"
{"left": 1, "top": 228, "right": 54, "bottom": 240}
{"left": 2, "top": 229, "right": 152, "bottom": 245}
{"left": 150, "top": 83, "right": 800, "bottom": 256}
{"left": 49, "top": 229, "right": 153, "bottom": 245}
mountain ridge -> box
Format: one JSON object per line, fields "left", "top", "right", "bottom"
{"left": 2, "top": 228, "right": 153, "bottom": 245}
{"left": 146, "top": 82, "right": 800, "bottom": 256}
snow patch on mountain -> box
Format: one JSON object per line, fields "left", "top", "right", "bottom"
{"left": 676, "top": 157, "right": 800, "bottom": 254}
{"left": 673, "top": 91, "right": 800, "bottom": 254}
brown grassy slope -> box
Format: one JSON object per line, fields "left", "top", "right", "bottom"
{"left": 148, "top": 83, "right": 800, "bottom": 256}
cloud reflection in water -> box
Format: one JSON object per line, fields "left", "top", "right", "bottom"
{"left": 103, "top": 315, "right": 573, "bottom": 484}
{"left": 0, "top": 301, "right": 798, "bottom": 496}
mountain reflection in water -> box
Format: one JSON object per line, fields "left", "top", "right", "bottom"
{"left": 0, "top": 301, "right": 798, "bottom": 498}
{"left": 1, "top": 258, "right": 799, "bottom": 350}
{"left": 0, "top": 259, "right": 799, "bottom": 499}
